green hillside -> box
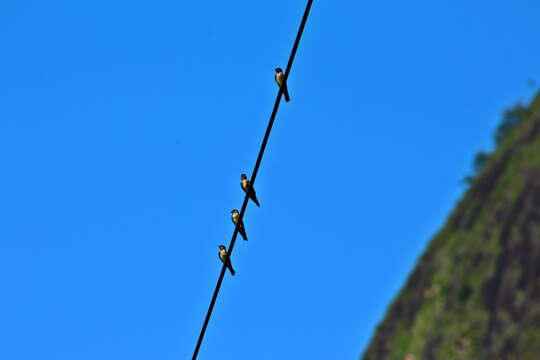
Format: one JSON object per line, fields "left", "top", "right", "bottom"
{"left": 362, "top": 92, "right": 540, "bottom": 360}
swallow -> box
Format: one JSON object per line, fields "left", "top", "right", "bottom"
{"left": 218, "top": 245, "right": 235, "bottom": 276}
{"left": 240, "top": 173, "right": 260, "bottom": 207}
{"left": 275, "top": 67, "right": 290, "bottom": 102}
{"left": 231, "top": 209, "right": 248, "bottom": 240}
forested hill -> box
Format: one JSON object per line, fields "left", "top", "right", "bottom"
{"left": 362, "top": 92, "right": 540, "bottom": 360}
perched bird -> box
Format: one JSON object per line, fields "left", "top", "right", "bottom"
{"left": 230, "top": 209, "right": 248, "bottom": 240}
{"left": 274, "top": 67, "right": 290, "bottom": 102}
{"left": 218, "top": 245, "right": 235, "bottom": 276}
{"left": 240, "top": 173, "right": 260, "bottom": 207}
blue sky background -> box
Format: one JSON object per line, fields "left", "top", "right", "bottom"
{"left": 1, "top": 1, "right": 539, "bottom": 359}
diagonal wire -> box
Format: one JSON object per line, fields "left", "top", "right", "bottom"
{"left": 192, "top": 1, "right": 314, "bottom": 358}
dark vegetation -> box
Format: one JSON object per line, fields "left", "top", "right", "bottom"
{"left": 362, "top": 90, "right": 540, "bottom": 360}
{"left": 464, "top": 99, "right": 535, "bottom": 184}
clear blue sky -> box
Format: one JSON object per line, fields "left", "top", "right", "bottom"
{"left": 1, "top": 1, "right": 539, "bottom": 359}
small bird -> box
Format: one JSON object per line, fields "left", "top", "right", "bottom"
{"left": 240, "top": 173, "right": 260, "bottom": 207}
{"left": 230, "top": 209, "right": 248, "bottom": 240}
{"left": 274, "top": 67, "right": 290, "bottom": 102}
{"left": 218, "top": 245, "right": 235, "bottom": 276}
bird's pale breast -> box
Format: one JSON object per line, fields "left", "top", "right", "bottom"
{"left": 276, "top": 73, "right": 284, "bottom": 86}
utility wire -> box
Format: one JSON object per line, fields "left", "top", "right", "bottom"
{"left": 191, "top": 1, "right": 314, "bottom": 358}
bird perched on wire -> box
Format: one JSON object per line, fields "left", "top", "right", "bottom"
{"left": 218, "top": 245, "right": 235, "bottom": 276}
{"left": 274, "top": 67, "right": 290, "bottom": 102}
{"left": 230, "top": 209, "right": 248, "bottom": 240}
{"left": 240, "top": 173, "right": 260, "bottom": 207}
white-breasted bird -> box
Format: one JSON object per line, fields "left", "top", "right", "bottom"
{"left": 218, "top": 245, "right": 235, "bottom": 276}
{"left": 240, "top": 173, "right": 260, "bottom": 207}
{"left": 230, "top": 209, "right": 248, "bottom": 240}
{"left": 274, "top": 67, "right": 290, "bottom": 102}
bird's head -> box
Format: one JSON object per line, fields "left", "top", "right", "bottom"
{"left": 241, "top": 174, "right": 247, "bottom": 180}
{"left": 231, "top": 209, "right": 239, "bottom": 214}
{"left": 219, "top": 245, "right": 226, "bottom": 250}
{"left": 275, "top": 67, "right": 283, "bottom": 73}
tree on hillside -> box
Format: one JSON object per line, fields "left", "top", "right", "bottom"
{"left": 494, "top": 104, "right": 529, "bottom": 145}
{"left": 464, "top": 100, "right": 533, "bottom": 186}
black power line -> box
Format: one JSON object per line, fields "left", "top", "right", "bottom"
{"left": 191, "top": 1, "right": 314, "bottom": 358}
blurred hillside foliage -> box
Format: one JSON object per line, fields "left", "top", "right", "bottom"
{"left": 362, "top": 90, "right": 540, "bottom": 360}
